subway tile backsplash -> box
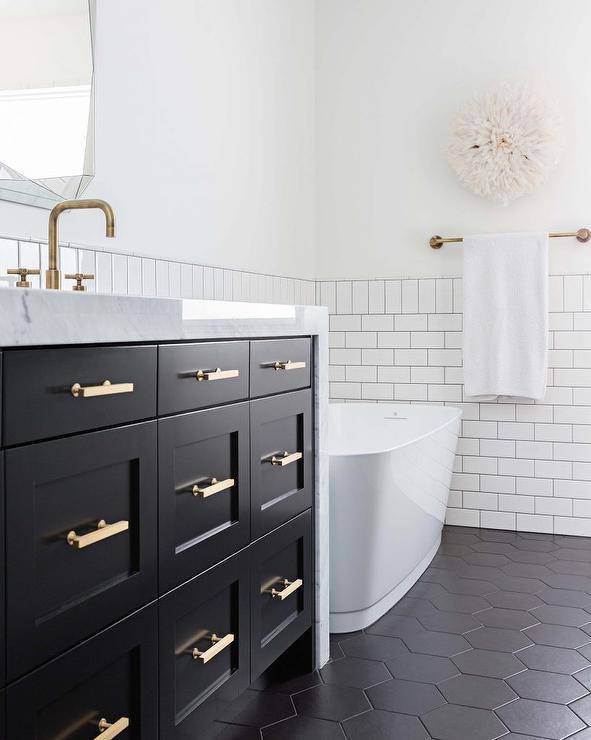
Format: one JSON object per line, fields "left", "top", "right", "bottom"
{"left": 0, "top": 236, "right": 317, "bottom": 306}
{"left": 322, "top": 275, "right": 591, "bottom": 537}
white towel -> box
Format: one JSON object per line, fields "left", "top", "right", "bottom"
{"left": 463, "top": 232, "right": 548, "bottom": 401}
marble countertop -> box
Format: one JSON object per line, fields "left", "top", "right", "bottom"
{"left": 0, "top": 288, "right": 327, "bottom": 347}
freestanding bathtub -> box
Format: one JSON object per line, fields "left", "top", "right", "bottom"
{"left": 329, "top": 403, "right": 462, "bottom": 632}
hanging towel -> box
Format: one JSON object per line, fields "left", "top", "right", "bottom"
{"left": 463, "top": 232, "right": 548, "bottom": 401}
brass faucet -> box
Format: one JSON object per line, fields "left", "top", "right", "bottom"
{"left": 46, "top": 199, "right": 115, "bottom": 290}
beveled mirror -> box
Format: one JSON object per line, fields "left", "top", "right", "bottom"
{"left": 0, "top": 0, "right": 94, "bottom": 208}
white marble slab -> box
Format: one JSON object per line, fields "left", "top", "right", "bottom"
{"left": 0, "top": 288, "right": 330, "bottom": 668}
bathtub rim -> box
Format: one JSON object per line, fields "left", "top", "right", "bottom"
{"left": 328, "top": 402, "right": 462, "bottom": 458}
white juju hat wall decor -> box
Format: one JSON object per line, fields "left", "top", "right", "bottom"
{"left": 447, "top": 83, "right": 564, "bottom": 205}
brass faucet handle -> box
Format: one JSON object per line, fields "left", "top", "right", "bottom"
{"left": 65, "top": 272, "right": 95, "bottom": 292}
{"left": 7, "top": 267, "right": 41, "bottom": 288}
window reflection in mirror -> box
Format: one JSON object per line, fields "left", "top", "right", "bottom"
{"left": 0, "top": 0, "right": 94, "bottom": 208}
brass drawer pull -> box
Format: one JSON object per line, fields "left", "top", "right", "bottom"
{"left": 71, "top": 380, "right": 134, "bottom": 398}
{"left": 191, "top": 632, "right": 234, "bottom": 663}
{"left": 268, "top": 451, "right": 303, "bottom": 467}
{"left": 192, "top": 477, "right": 235, "bottom": 498}
{"left": 272, "top": 360, "right": 306, "bottom": 371}
{"left": 195, "top": 368, "right": 240, "bottom": 382}
{"left": 269, "top": 578, "right": 303, "bottom": 601}
{"left": 67, "top": 519, "right": 129, "bottom": 549}
{"left": 94, "top": 717, "right": 129, "bottom": 740}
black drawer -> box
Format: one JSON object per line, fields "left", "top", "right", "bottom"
{"left": 159, "top": 550, "right": 250, "bottom": 739}
{"left": 5, "top": 422, "right": 157, "bottom": 680}
{"left": 250, "top": 338, "right": 311, "bottom": 398}
{"left": 250, "top": 510, "right": 312, "bottom": 680}
{"left": 158, "top": 341, "right": 249, "bottom": 415}
{"left": 159, "top": 402, "right": 250, "bottom": 592}
{"left": 250, "top": 389, "right": 313, "bottom": 538}
{"left": 3, "top": 345, "right": 157, "bottom": 445}
{"left": 6, "top": 603, "right": 158, "bottom": 740}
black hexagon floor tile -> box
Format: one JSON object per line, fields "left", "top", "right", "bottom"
{"left": 262, "top": 715, "right": 345, "bottom": 739}
{"left": 417, "top": 611, "right": 483, "bottom": 634}
{"left": 422, "top": 704, "right": 507, "bottom": 740}
{"left": 496, "top": 698, "right": 586, "bottom": 739}
{"left": 438, "top": 673, "right": 517, "bottom": 709}
{"left": 570, "top": 696, "right": 591, "bottom": 726}
{"left": 490, "top": 575, "right": 546, "bottom": 594}
{"left": 531, "top": 604, "right": 591, "bottom": 627}
{"left": 342, "top": 709, "right": 430, "bottom": 739}
{"left": 366, "top": 613, "right": 425, "bottom": 639}
{"left": 320, "top": 657, "right": 391, "bottom": 689}
{"left": 292, "top": 684, "right": 370, "bottom": 722}
{"left": 506, "top": 669, "right": 588, "bottom": 703}
{"left": 465, "top": 626, "right": 533, "bottom": 652}
{"left": 224, "top": 689, "right": 295, "bottom": 728}
{"left": 462, "top": 551, "right": 512, "bottom": 567}
{"left": 339, "top": 634, "right": 408, "bottom": 661}
{"left": 478, "top": 607, "right": 540, "bottom": 630}
{"left": 538, "top": 588, "right": 591, "bottom": 608}
{"left": 387, "top": 652, "right": 459, "bottom": 683}
{"left": 366, "top": 677, "right": 446, "bottom": 715}
{"left": 216, "top": 724, "right": 264, "bottom": 739}
{"left": 452, "top": 648, "right": 526, "bottom": 678}
{"left": 484, "top": 590, "right": 544, "bottom": 611}
{"left": 502, "top": 563, "right": 555, "bottom": 580}
{"left": 524, "top": 623, "right": 591, "bottom": 649}
{"left": 518, "top": 644, "right": 590, "bottom": 674}
{"left": 575, "top": 665, "right": 591, "bottom": 690}
{"left": 429, "top": 592, "right": 490, "bottom": 614}
{"left": 404, "top": 629, "right": 471, "bottom": 657}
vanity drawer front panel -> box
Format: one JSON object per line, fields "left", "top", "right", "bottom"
{"left": 159, "top": 550, "right": 250, "bottom": 739}
{"left": 159, "top": 402, "right": 250, "bottom": 592}
{"left": 3, "top": 345, "right": 157, "bottom": 445}
{"left": 7, "top": 603, "right": 158, "bottom": 740}
{"left": 250, "top": 338, "right": 311, "bottom": 398}
{"left": 250, "top": 389, "right": 312, "bottom": 538}
{"left": 250, "top": 510, "right": 312, "bottom": 680}
{"left": 158, "top": 341, "right": 249, "bottom": 415}
{"left": 5, "top": 422, "right": 157, "bottom": 680}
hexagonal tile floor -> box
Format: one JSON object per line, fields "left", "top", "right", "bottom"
{"left": 217, "top": 526, "right": 591, "bottom": 738}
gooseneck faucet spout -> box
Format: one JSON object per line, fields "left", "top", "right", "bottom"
{"left": 46, "top": 199, "right": 116, "bottom": 289}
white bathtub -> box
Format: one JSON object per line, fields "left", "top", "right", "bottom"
{"left": 329, "top": 403, "right": 462, "bottom": 633}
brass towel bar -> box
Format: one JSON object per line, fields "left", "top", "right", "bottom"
{"left": 429, "top": 228, "right": 591, "bottom": 249}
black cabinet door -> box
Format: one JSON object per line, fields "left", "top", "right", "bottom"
{"left": 3, "top": 345, "right": 157, "bottom": 445}
{"left": 250, "top": 338, "right": 311, "bottom": 398}
{"left": 159, "top": 550, "right": 250, "bottom": 739}
{"left": 6, "top": 603, "right": 158, "bottom": 740}
{"left": 0, "top": 690, "right": 4, "bottom": 740}
{"left": 5, "top": 422, "right": 157, "bottom": 680}
{"left": 159, "top": 341, "right": 249, "bottom": 415}
{"left": 0, "top": 454, "right": 4, "bottom": 690}
{"left": 250, "top": 389, "right": 312, "bottom": 538}
{"left": 250, "top": 510, "right": 312, "bottom": 680}
{"left": 159, "top": 403, "right": 250, "bottom": 592}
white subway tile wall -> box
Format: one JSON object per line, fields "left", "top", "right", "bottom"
{"left": 324, "top": 276, "right": 591, "bottom": 537}
{"left": 0, "top": 236, "right": 317, "bottom": 306}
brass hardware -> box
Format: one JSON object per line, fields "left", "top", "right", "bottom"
{"left": 192, "top": 477, "right": 235, "bottom": 498}
{"left": 268, "top": 451, "right": 303, "bottom": 467}
{"left": 195, "top": 368, "right": 240, "bottom": 382}
{"left": 47, "top": 199, "right": 115, "bottom": 290}
{"left": 191, "top": 632, "right": 234, "bottom": 663}
{"left": 71, "top": 380, "right": 134, "bottom": 398}
{"left": 429, "top": 228, "right": 591, "bottom": 249}
{"left": 272, "top": 360, "right": 306, "bottom": 371}
{"left": 7, "top": 267, "right": 40, "bottom": 288}
{"left": 94, "top": 717, "right": 130, "bottom": 740}
{"left": 267, "top": 578, "right": 303, "bottom": 601}
{"left": 67, "top": 519, "right": 129, "bottom": 549}
{"left": 65, "top": 272, "right": 95, "bottom": 292}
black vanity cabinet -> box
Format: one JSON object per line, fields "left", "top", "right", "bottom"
{"left": 0, "top": 335, "right": 315, "bottom": 738}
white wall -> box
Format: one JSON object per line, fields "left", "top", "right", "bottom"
{"left": 316, "top": 0, "right": 591, "bottom": 279}
{"left": 0, "top": 0, "right": 317, "bottom": 280}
